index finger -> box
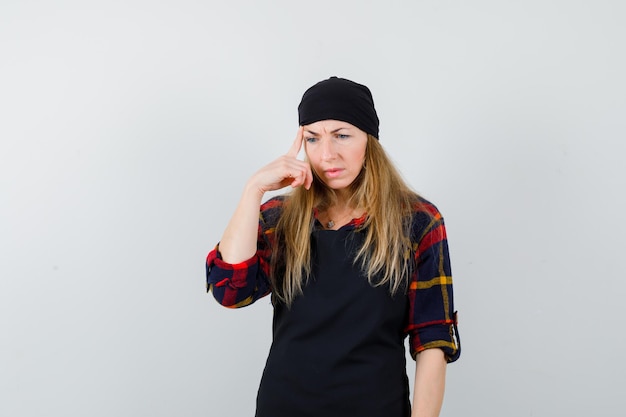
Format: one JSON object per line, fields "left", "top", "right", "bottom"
{"left": 286, "top": 126, "right": 304, "bottom": 158}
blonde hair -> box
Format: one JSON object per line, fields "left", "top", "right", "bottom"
{"left": 271, "top": 135, "right": 423, "bottom": 306}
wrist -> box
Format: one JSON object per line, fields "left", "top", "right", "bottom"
{"left": 242, "top": 180, "right": 266, "bottom": 202}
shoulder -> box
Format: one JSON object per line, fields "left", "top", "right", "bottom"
{"left": 260, "top": 195, "right": 289, "bottom": 227}
{"left": 409, "top": 195, "right": 446, "bottom": 243}
{"left": 412, "top": 195, "right": 444, "bottom": 220}
{"left": 261, "top": 195, "right": 288, "bottom": 212}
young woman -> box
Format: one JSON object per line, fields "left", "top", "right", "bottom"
{"left": 206, "top": 77, "right": 460, "bottom": 417}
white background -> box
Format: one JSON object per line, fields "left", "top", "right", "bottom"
{"left": 1, "top": 0, "right": 625, "bottom": 416}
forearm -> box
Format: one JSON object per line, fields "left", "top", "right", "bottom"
{"left": 216, "top": 127, "right": 312, "bottom": 264}
{"left": 412, "top": 348, "right": 447, "bottom": 417}
{"left": 218, "top": 182, "right": 265, "bottom": 264}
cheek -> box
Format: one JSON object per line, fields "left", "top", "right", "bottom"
{"left": 304, "top": 150, "right": 320, "bottom": 172}
{"left": 356, "top": 149, "right": 367, "bottom": 165}
{"left": 356, "top": 140, "right": 367, "bottom": 163}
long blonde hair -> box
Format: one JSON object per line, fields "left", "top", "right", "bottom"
{"left": 271, "top": 135, "right": 422, "bottom": 306}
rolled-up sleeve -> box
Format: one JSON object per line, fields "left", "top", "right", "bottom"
{"left": 405, "top": 204, "right": 460, "bottom": 363}
{"left": 206, "top": 247, "right": 271, "bottom": 308}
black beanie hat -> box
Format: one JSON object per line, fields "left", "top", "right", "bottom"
{"left": 298, "top": 76, "right": 380, "bottom": 139}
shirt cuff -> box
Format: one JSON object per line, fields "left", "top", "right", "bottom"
{"left": 409, "top": 313, "right": 461, "bottom": 363}
{"left": 206, "top": 246, "right": 259, "bottom": 289}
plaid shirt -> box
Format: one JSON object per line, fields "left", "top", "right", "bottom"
{"left": 206, "top": 196, "right": 460, "bottom": 362}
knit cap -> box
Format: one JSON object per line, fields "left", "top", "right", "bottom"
{"left": 298, "top": 76, "right": 379, "bottom": 139}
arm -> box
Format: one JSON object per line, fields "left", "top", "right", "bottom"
{"left": 412, "top": 348, "right": 447, "bottom": 417}
{"left": 405, "top": 202, "right": 460, "bottom": 412}
{"left": 406, "top": 203, "right": 461, "bottom": 363}
{"left": 206, "top": 128, "right": 313, "bottom": 307}
{"left": 218, "top": 126, "right": 312, "bottom": 263}
{"left": 406, "top": 205, "right": 460, "bottom": 361}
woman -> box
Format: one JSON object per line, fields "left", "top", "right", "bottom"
{"left": 206, "top": 77, "right": 460, "bottom": 417}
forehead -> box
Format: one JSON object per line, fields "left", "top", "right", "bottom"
{"left": 303, "top": 119, "right": 356, "bottom": 132}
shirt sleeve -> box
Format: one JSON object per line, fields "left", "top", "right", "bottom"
{"left": 205, "top": 247, "right": 271, "bottom": 308}
{"left": 405, "top": 203, "right": 461, "bottom": 363}
{"left": 205, "top": 198, "right": 282, "bottom": 308}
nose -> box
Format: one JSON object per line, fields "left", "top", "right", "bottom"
{"left": 320, "top": 138, "right": 336, "bottom": 161}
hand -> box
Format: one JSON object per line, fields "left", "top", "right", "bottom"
{"left": 247, "top": 126, "right": 314, "bottom": 194}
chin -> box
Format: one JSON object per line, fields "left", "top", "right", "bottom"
{"left": 325, "top": 181, "right": 353, "bottom": 191}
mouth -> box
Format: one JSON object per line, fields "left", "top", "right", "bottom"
{"left": 324, "top": 168, "right": 344, "bottom": 178}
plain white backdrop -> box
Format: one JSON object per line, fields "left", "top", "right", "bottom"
{"left": 1, "top": 0, "right": 625, "bottom": 416}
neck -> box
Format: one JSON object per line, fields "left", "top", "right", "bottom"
{"left": 333, "top": 189, "right": 352, "bottom": 209}
{"left": 322, "top": 193, "right": 364, "bottom": 229}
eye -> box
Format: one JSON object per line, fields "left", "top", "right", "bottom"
{"left": 305, "top": 136, "right": 318, "bottom": 143}
{"left": 336, "top": 134, "right": 350, "bottom": 139}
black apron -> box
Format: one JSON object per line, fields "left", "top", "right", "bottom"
{"left": 256, "top": 228, "right": 410, "bottom": 417}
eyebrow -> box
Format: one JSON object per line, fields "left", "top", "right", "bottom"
{"left": 305, "top": 127, "right": 350, "bottom": 136}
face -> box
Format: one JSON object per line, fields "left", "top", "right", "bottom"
{"left": 303, "top": 120, "right": 368, "bottom": 192}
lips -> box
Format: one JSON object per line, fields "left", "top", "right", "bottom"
{"left": 324, "top": 168, "right": 344, "bottom": 178}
